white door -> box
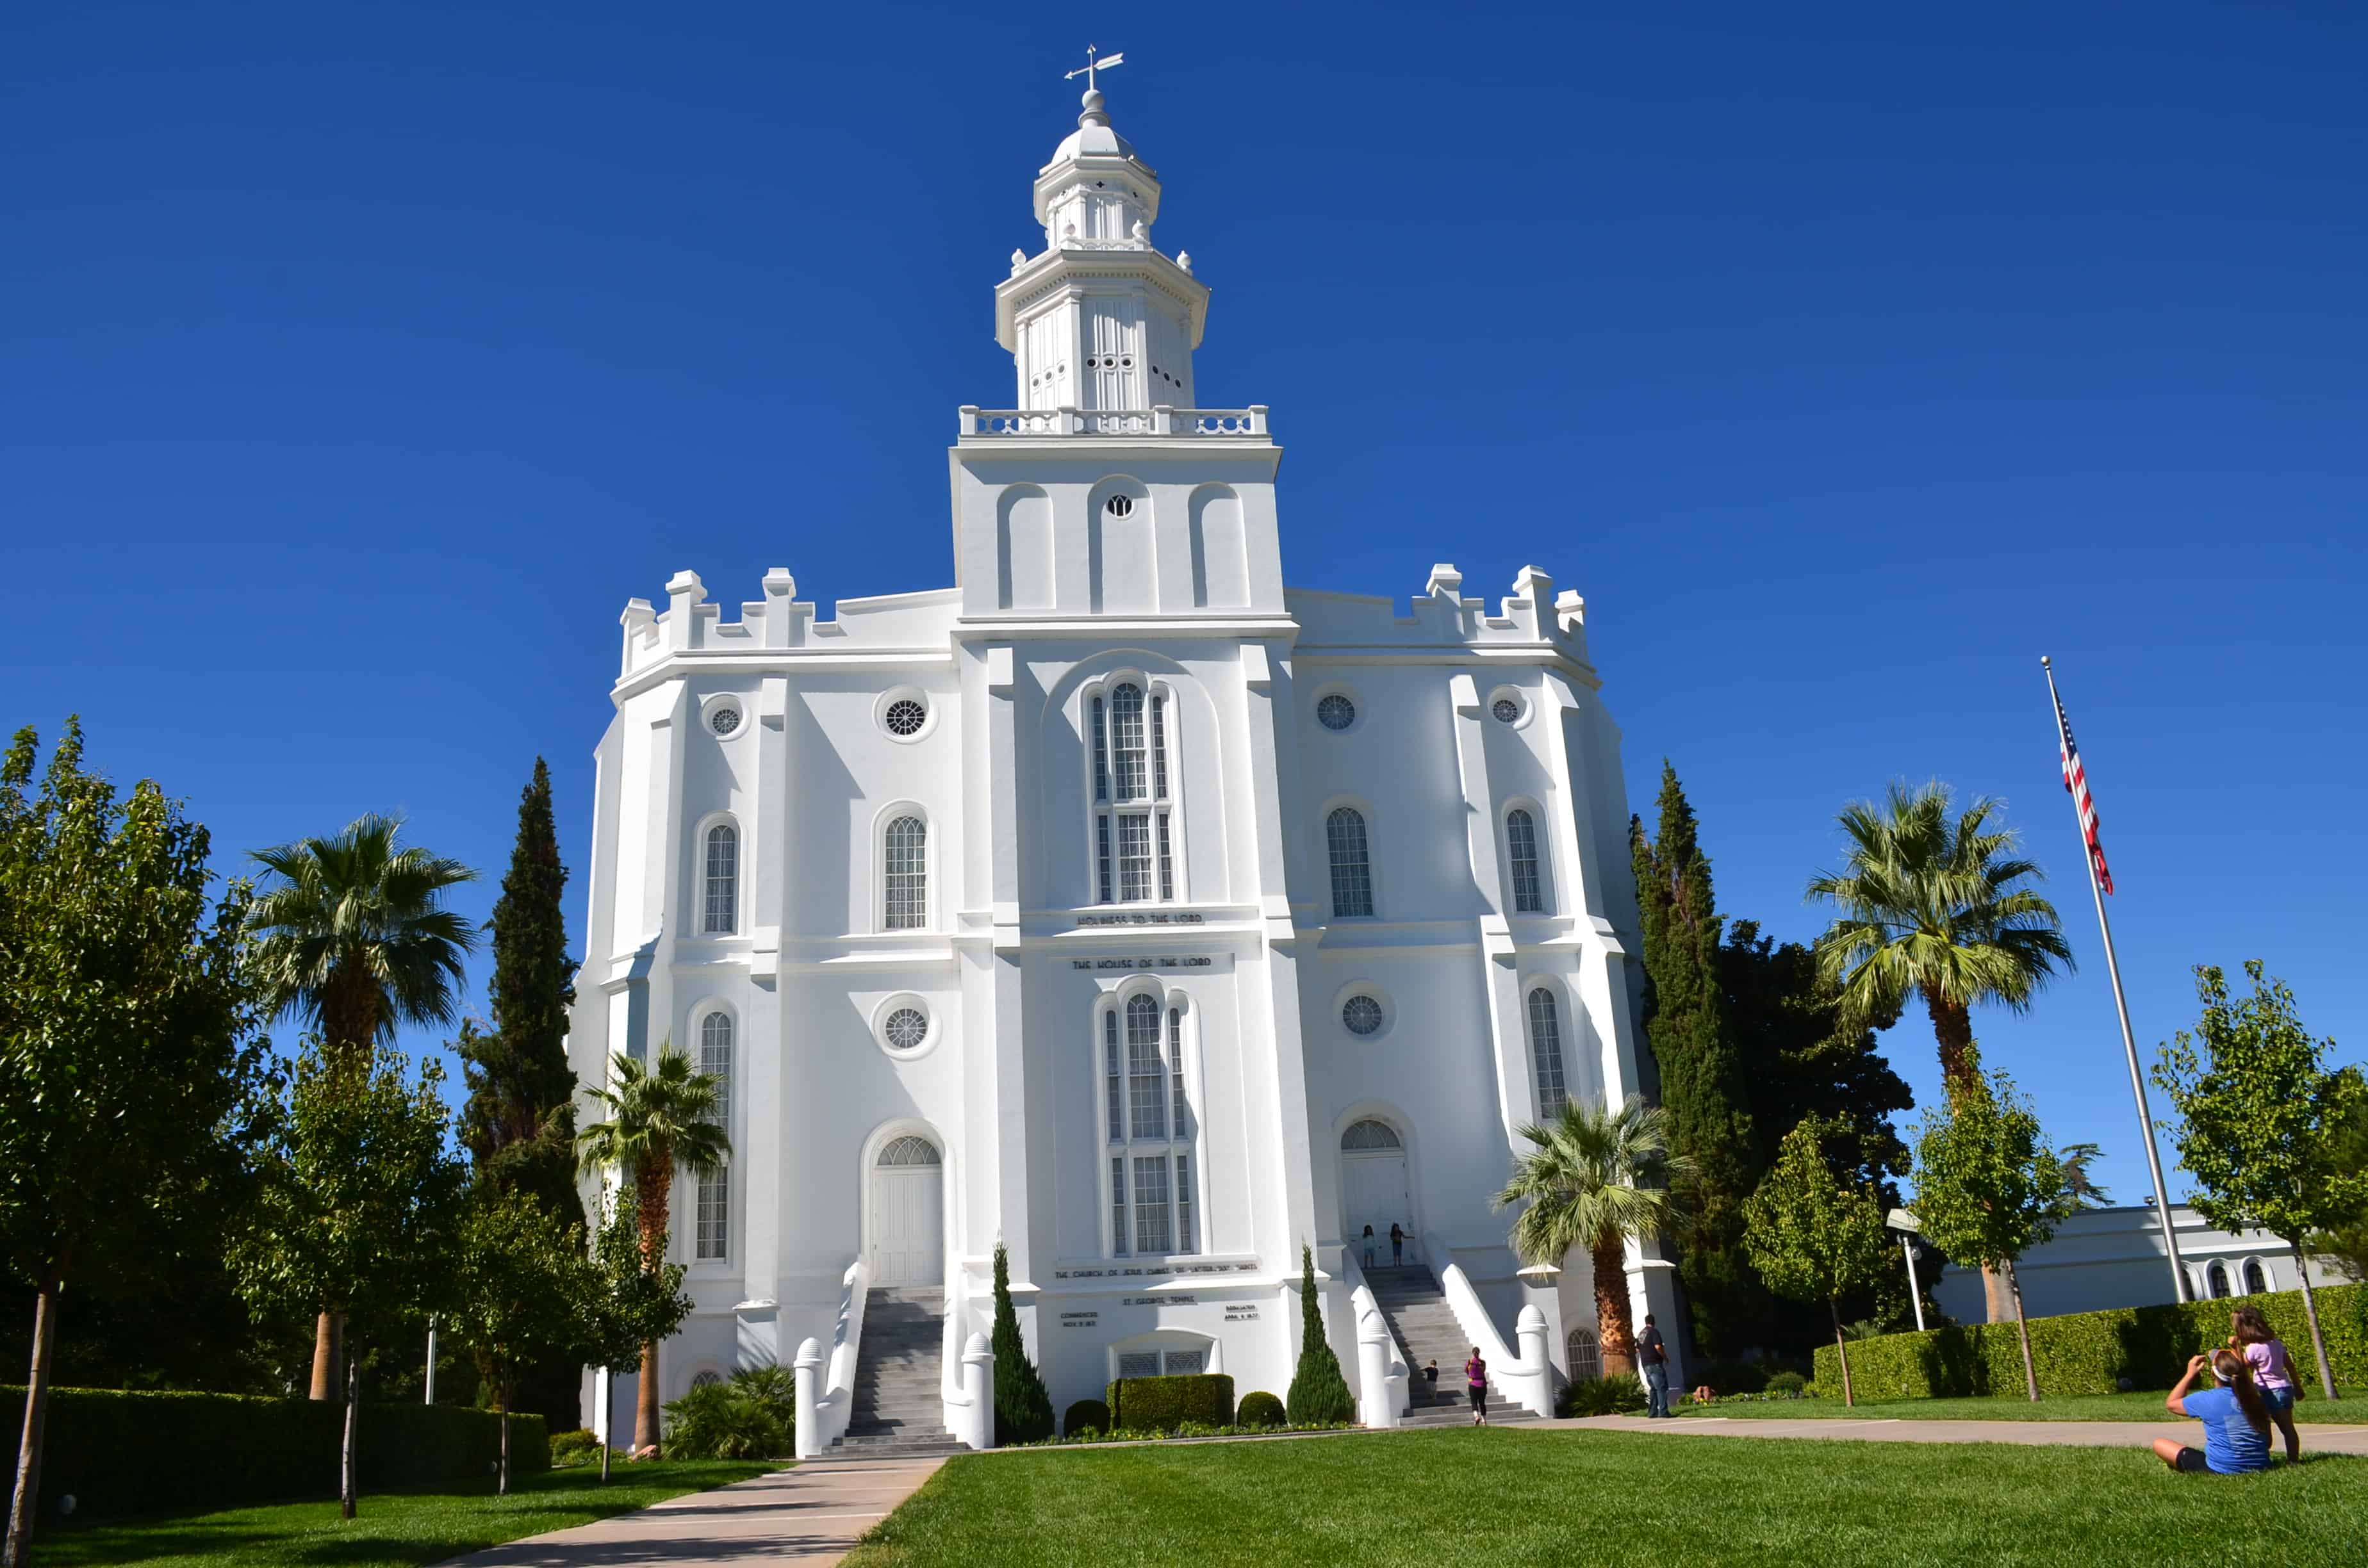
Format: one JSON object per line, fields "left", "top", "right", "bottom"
{"left": 869, "top": 1136, "right": 944, "bottom": 1287}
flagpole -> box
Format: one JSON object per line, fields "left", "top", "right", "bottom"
{"left": 2041, "top": 656, "right": 2191, "bottom": 1303}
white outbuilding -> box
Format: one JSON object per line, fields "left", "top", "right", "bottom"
{"left": 573, "top": 82, "right": 1680, "bottom": 1450}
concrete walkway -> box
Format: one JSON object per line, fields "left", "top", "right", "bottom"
{"left": 438, "top": 1457, "right": 944, "bottom": 1567}
{"left": 1552, "top": 1414, "right": 2368, "bottom": 1455}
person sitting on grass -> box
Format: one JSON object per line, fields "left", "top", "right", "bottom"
{"left": 2152, "top": 1350, "right": 2272, "bottom": 1475}
{"left": 2230, "top": 1304, "right": 2302, "bottom": 1464}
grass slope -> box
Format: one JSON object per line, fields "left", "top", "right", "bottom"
{"left": 844, "top": 1428, "right": 2365, "bottom": 1568}
{"left": 34, "top": 1459, "right": 776, "bottom": 1567}
{"left": 1670, "top": 1388, "right": 2367, "bottom": 1423}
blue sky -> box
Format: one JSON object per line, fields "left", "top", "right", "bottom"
{"left": 4, "top": 2, "right": 2362, "bottom": 1206}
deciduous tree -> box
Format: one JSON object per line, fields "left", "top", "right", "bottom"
{"left": 233, "top": 1043, "right": 468, "bottom": 1517}
{"left": 581, "top": 1197, "right": 691, "bottom": 1483}
{"left": 2153, "top": 961, "right": 2368, "bottom": 1401}
{"left": 448, "top": 1189, "right": 596, "bottom": 1492}
{"left": 0, "top": 721, "right": 268, "bottom": 1568}
{"left": 1741, "top": 1119, "right": 1891, "bottom": 1406}
{"left": 1910, "top": 1072, "right": 2063, "bottom": 1401}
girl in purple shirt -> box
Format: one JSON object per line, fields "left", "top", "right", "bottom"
{"left": 2231, "top": 1305, "right": 2301, "bottom": 1463}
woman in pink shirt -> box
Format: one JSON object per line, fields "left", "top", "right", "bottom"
{"left": 2230, "top": 1305, "right": 2301, "bottom": 1462}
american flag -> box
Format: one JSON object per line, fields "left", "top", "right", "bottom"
{"left": 2053, "top": 687, "right": 2114, "bottom": 894}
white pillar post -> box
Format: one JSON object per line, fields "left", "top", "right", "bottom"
{"left": 1356, "top": 1309, "right": 1397, "bottom": 1428}
{"left": 793, "top": 1337, "right": 824, "bottom": 1458}
{"left": 960, "top": 1332, "right": 996, "bottom": 1450}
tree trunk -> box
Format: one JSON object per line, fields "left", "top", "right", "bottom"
{"left": 1829, "top": 1298, "right": 1855, "bottom": 1408}
{"left": 599, "top": 1426, "right": 611, "bottom": 1485}
{"left": 309, "top": 1311, "right": 340, "bottom": 1400}
{"left": 636, "top": 1340, "right": 661, "bottom": 1453}
{"left": 2291, "top": 1241, "right": 2338, "bottom": 1401}
{"left": 1981, "top": 1266, "right": 2012, "bottom": 1325}
{"left": 1921, "top": 989, "right": 1981, "bottom": 1109}
{"left": 1591, "top": 1234, "right": 1638, "bottom": 1376}
{"left": 340, "top": 1359, "right": 359, "bottom": 1519}
{"left": 2008, "top": 1261, "right": 2039, "bottom": 1402}
{"left": 498, "top": 1407, "right": 511, "bottom": 1496}
{"left": 4, "top": 1283, "right": 60, "bottom": 1568}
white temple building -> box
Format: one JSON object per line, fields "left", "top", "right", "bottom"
{"left": 573, "top": 81, "right": 1679, "bottom": 1450}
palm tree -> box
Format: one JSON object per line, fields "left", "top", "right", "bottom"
{"left": 247, "top": 814, "right": 479, "bottom": 1056}
{"left": 577, "top": 1045, "right": 730, "bottom": 1454}
{"left": 1805, "top": 781, "right": 2071, "bottom": 1110}
{"left": 1493, "top": 1097, "right": 1692, "bottom": 1378}
{"left": 245, "top": 813, "right": 478, "bottom": 1399}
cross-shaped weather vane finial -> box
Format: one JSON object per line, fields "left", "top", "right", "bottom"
{"left": 1064, "top": 44, "right": 1125, "bottom": 93}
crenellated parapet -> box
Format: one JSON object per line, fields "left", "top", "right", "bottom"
{"left": 1287, "top": 563, "right": 1593, "bottom": 669}
{"left": 615, "top": 568, "right": 961, "bottom": 682}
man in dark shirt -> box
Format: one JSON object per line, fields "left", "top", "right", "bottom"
{"left": 1636, "top": 1314, "right": 1671, "bottom": 1417}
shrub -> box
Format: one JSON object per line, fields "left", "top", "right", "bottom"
{"left": 1812, "top": 1280, "right": 2366, "bottom": 1400}
{"left": 662, "top": 1380, "right": 786, "bottom": 1459}
{"left": 0, "top": 1387, "right": 542, "bottom": 1518}
{"left": 1690, "top": 1359, "right": 1770, "bottom": 1394}
{"left": 1557, "top": 1373, "right": 1647, "bottom": 1417}
{"left": 728, "top": 1364, "right": 797, "bottom": 1442}
{"left": 1063, "top": 1399, "right": 1110, "bottom": 1437}
{"left": 1105, "top": 1373, "right": 1235, "bottom": 1432}
{"left": 1285, "top": 1245, "right": 1355, "bottom": 1425}
{"left": 1237, "top": 1390, "right": 1285, "bottom": 1428}
{"left": 549, "top": 1427, "right": 602, "bottom": 1466}
{"left": 990, "top": 1243, "right": 1056, "bottom": 1444}
{"left": 1763, "top": 1371, "right": 1807, "bottom": 1396}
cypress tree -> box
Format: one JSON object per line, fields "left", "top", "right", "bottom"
{"left": 989, "top": 1242, "right": 1054, "bottom": 1444}
{"left": 1283, "top": 1244, "right": 1353, "bottom": 1425}
{"left": 456, "top": 757, "right": 582, "bottom": 1423}
{"left": 1629, "top": 763, "right": 1761, "bottom": 1357}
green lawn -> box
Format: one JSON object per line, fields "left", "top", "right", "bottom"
{"left": 1666, "top": 1388, "right": 2368, "bottom": 1423}
{"left": 844, "top": 1428, "right": 2365, "bottom": 1568}
{"left": 31, "top": 1459, "right": 777, "bottom": 1567}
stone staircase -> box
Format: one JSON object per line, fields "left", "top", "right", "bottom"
{"left": 836, "top": 1287, "right": 966, "bottom": 1458}
{"left": 1363, "top": 1265, "right": 1536, "bottom": 1427}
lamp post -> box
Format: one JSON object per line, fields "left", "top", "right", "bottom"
{"left": 1886, "top": 1209, "right": 1927, "bottom": 1333}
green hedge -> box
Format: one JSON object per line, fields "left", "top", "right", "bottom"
{"left": 1814, "top": 1282, "right": 2367, "bottom": 1400}
{"left": 1236, "top": 1390, "right": 1285, "bottom": 1429}
{"left": 1104, "top": 1373, "right": 1234, "bottom": 1432}
{"left": 3, "top": 1387, "right": 545, "bottom": 1518}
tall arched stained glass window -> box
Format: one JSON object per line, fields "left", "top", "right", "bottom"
{"left": 1326, "top": 807, "right": 1374, "bottom": 918}
{"left": 1527, "top": 986, "right": 1568, "bottom": 1118}
{"left": 1506, "top": 808, "right": 1543, "bottom": 913}
{"left": 884, "top": 815, "right": 926, "bottom": 929}
{"left": 1098, "top": 993, "right": 1196, "bottom": 1259}
{"left": 695, "top": 1011, "right": 733, "bottom": 1260}
{"left": 703, "top": 824, "right": 738, "bottom": 935}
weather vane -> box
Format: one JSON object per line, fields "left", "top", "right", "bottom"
{"left": 1064, "top": 44, "right": 1125, "bottom": 92}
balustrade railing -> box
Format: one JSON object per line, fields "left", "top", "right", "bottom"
{"left": 958, "top": 405, "right": 1270, "bottom": 438}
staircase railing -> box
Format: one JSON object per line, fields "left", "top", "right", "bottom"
{"left": 1340, "top": 1252, "right": 1410, "bottom": 1428}
{"left": 939, "top": 1259, "right": 994, "bottom": 1449}
{"left": 793, "top": 1257, "right": 869, "bottom": 1457}
{"left": 1420, "top": 1232, "right": 1556, "bottom": 1418}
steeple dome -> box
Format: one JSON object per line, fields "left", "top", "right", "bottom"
{"left": 995, "top": 86, "right": 1210, "bottom": 412}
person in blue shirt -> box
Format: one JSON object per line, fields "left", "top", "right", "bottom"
{"left": 2153, "top": 1350, "right": 2273, "bottom": 1474}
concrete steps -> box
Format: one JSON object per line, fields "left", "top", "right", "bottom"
{"left": 1365, "top": 1264, "right": 1536, "bottom": 1425}
{"left": 838, "top": 1287, "right": 961, "bottom": 1457}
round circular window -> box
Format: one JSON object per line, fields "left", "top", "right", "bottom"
{"left": 884, "top": 1008, "right": 928, "bottom": 1051}
{"left": 709, "top": 706, "right": 742, "bottom": 736}
{"left": 1342, "top": 995, "right": 1385, "bottom": 1036}
{"left": 1492, "top": 697, "right": 1522, "bottom": 724}
{"left": 1105, "top": 494, "right": 1135, "bottom": 519}
{"left": 884, "top": 698, "right": 927, "bottom": 737}
{"left": 1317, "top": 693, "right": 1357, "bottom": 731}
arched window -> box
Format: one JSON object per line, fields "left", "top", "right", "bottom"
{"left": 1341, "top": 1119, "right": 1402, "bottom": 1150}
{"left": 703, "top": 824, "right": 738, "bottom": 935}
{"left": 2207, "top": 1261, "right": 2232, "bottom": 1300}
{"left": 884, "top": 815, "right": 927, "bottom": 929}
{"left": 1506, "top": 808, "right": 1543, "bottom": 913}
{"left": 1527, "top": 987, "right": 1568, "bottom": 1118}
{"left": 695, "top": 1011, "right": 733, "bottom": 1261}
{"left": 1101, "top": 993, "right": 1196, "bottom": 1257}
{"left": 878, "top": 1134, "right": 942, "bottom": 1167}
{"left": 1090, "top": 682, "right": 1176, "bottom": 904}
{"left": 1326, "top": 807, "right": 1374, "bottom": 918}
{"left": 1566, "top": 1327, "right": 1602, "bottom": 1382}
{"left": 2242, "top": 1258, "right": 2270, "bottom": 1294}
